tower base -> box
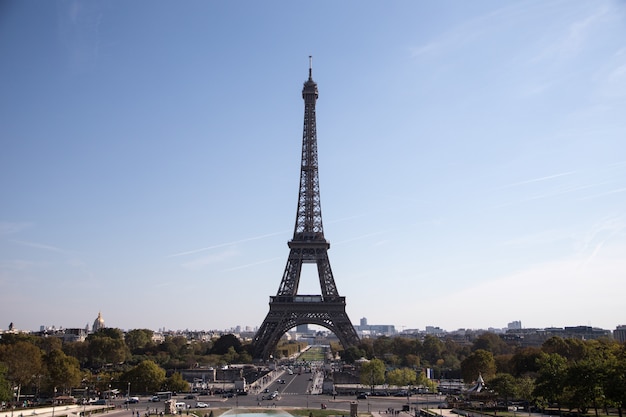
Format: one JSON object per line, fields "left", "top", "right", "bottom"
{"left": 252, "top": 296, "right": 359, "bottom": 359}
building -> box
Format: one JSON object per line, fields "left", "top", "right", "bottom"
{"left": 614, "top": 325, "right": 626, "bottom": 343}
{"left": 93, "top": 311, "right": 105, "bottom": 332}
{"left": 354, "top": 317, "right": 396, "bottom": 337}
{"left": 507, "top": 321, "right": 522, "bottom": 330}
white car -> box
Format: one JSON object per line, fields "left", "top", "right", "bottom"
{"left": 196, "top": 402, "right": 208, "bottom": 408}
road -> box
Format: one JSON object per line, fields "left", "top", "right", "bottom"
{"left": 107, "top": 372, "right": 445, "bottom": 415}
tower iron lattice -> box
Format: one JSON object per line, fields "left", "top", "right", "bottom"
{"left": 251, "top": 59, "right": 360, "bottom": 360}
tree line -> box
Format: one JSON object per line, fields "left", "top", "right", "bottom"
{"left": 336, "top": 334, "right": 626, "bottom": 416}
{"left": 0, "top": 328, "right": 250, "bottom": 403}
{"left": 1, "top": 328, "right": 625, "bottom": 417}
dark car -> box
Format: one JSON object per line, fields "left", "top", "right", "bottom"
{"left": 356, "top": 393, "right": 368, "bottom": 400}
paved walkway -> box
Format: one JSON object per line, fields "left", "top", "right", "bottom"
{"left": 2, "top": 405, "right": 115, "bottom": 417}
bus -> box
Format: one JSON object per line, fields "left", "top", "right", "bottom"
{"left": 153, "top": 391, "right": 172, "bottom": 401}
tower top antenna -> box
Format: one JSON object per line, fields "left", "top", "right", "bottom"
{"left": 309, "top": 55, "right": 313, "bottom": 79}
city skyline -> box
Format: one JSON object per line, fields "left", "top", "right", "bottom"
{"left": 10, "top": 311, "right": 624, "bottom": 335}
{"left": 2, "top": 1, "right": 626, "bottom": 333}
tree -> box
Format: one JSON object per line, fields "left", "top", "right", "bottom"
{"left": 120, "top": 360, "right": 165, "bottom": 394}
{"left": 510, "top": 347, "right": 542, "bottom": 377}
{"left": 516, "top": 375, "right": 535, "bottom": 412}
{"left": 489, "top": 373, "right": 517, "bottom": 407}
{"left": 604, "top": 344, "right": 626, "bottom": 417}
{"left": 534, "top": 352, "right": 568, "bottom": 412}
{"left": 473, "top": 332, "right": 510, "bottom": 356}
{"left": 422, "top": 335, "right": 444, "bottom": 365}
{"left": 90, "top": 328, "right": 124, "bottom": 340}
{"left": 373, "top": 337, "right": 393, "bottom": 359}
{"left": 359, "top": 359, "right": 386, "bottom": 392}
{"left": 125, "top": 329, "right": 155, "bottom": 352}
{"left": 566, "top": 356, "right": 604, "bottom": 414}
{"left": 211, "top": 334, "right": 242, "bottom": 355}
{"left": 0, "top": 341, "right": 43, "bottom": 400}
{"left": 341, "top": 346, "right": 366, "bottom": 364}
{"left": 405, "top": 354, "right": 421, "bottom": 368}
{"left": 542, "top": 337, "right": 586, "bottom": 361}
{"left": 45, "top": 349, "right": 82, "bottom": 394}
{"left": 87, "top": 335, "right": 129, "bottom": 367}
{"left": 165, "top": 372, "right": 189, "bottom": 393}
{"left": 36, "top": 337, "right": 62, "bottom": 354}
{"left": 461, "top": 349, "right": 496, "bottom": 383}
{"left": 0, "top": 364, "right": 12, "bottom": 402}
{"left": 63, "top": 341, "right": 89, "bottom": 366}
{"left": 386, "top": 368, "right": 416, "bottom": 387}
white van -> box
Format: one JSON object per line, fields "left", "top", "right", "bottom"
{"left": 175, "top": 402, "right": 186, "bottom": 410}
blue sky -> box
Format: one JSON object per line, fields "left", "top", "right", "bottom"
{"left": 1, "top": 1, "right": 625, "bottom": 333}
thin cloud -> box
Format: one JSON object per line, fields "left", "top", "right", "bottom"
{"left": 169, "top": 213, "right": 369, "bottom": 259}
{"left": 180, "top": 249, "right": 238, "bottom": 271}
{"left": 12, "top": 239, "right": 69, "bottom": 254}
{"left": 333, "top": 231, "right": 387, "bottom": 246}
{"left": 495, "top": 171, "right": 575, "bottom": 190}
{"left": 220, "top": 257, "right": 282, "bottom": 273}
{"left": 167, "top": 231, "right": 287, "bottom": 258}
{"left": 492, "top": 181, "right": 595, "bottom": 210}
{"left": 0, "top": 222, "right": 33, "bottom": 235}
{"left": 578, "top": 187, "right": 626, "bottom": 201}
{"left": 528, "top": 3, "right": 610, "bottom": 64}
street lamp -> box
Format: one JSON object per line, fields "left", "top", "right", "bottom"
{"left": 52, "top": 387, "right": 57, "bottom": 417}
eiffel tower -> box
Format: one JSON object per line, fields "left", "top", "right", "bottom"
{"left": 251, "top": 58, "right": 360, "bottom": 360}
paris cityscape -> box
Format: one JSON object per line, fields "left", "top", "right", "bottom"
{"left": 3, "top": 312, "right": 626, "bottom": 345}
{"left": 2, "top": 2, "right": 626, "bottom": 417}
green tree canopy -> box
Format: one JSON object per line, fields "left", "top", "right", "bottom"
{"left": 120, "top": 360, "right": 166, "bottom": 394}
{"left": 87, "top": 335, "right": 130, "bottom": 367}
{"left": 422, "top": 335, "right": 444, "bottom": 365}
{"left": 461, "top": 349, "right": 496, "bottom": 382}
{"left": 359, "top": 358, "right": 386, "bottom": 391}
{"left": 510, "top": 347, "right": 542, "bottom": 377}
{"left": 125, "top": 329, "right": 155, "bottom": 352}
{"left": 0, "top": 340, "right": 43, "bottom": 399}
{"left": 0, "top": 364, "right": 12, "bottom": 402}
{"left": 386, "top": 368, "right": 416, "bottom": 387}
{"left": 211, "top": 334, "right": 242, "bottom": 355}
{"left": 165, "top": 372, "right": 189, "bottom": 393}
{"left": 45, "top": 349, "right": 82, "bottom": 394}
{"left": 488, "top": 373, "right": 518, "bottom": 405}
{"left": 472, "top": 332, "right": 510, "bottom": 356}
{"left": 89, "top": 328, "right": 125, "bottom": 340}
{"left": 340, "top": 346, "right": 366, "bottom": 364}
{"left": 534, "top": 352, "right": 568, "bottom": 410}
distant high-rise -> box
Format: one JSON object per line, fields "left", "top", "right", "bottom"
{"left": 615, "top": 325, "right": 626, "bottom": 343}
{"left": 507, "top": 320, "right": 522, "bottom": 330}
